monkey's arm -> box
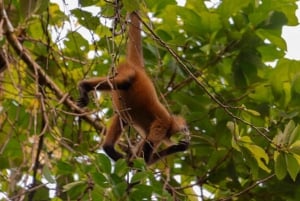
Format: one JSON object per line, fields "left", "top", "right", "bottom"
{"left": 77, "top": 68, "right": 135, "bottom": 107}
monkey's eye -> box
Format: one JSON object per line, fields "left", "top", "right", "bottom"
{"left": 181, "top": 126, "right": 189, "bottom": 134}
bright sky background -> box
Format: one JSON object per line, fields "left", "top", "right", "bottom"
{"left": 50, "top": 0, "right": 300, "bottom": 61}
{"left": 283, "top": 1, "right": 300, "bottom": 60}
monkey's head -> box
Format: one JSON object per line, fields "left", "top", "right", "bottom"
{"left": 170, "top": 115, "right": 190, "bottom": 142}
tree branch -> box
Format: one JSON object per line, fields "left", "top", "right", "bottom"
{"left": 217, "top": 174, "right": 275, "bottom": 201}
{"left": 0, "top": 3, "right": 104, "bottom": 133}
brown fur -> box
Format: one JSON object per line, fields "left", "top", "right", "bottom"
{"left": 77, "top": 12, "right": 190, "bottom": 165}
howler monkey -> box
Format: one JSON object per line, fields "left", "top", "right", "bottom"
{"left": 77, "top": 11, "right": 190, "bottom": 165}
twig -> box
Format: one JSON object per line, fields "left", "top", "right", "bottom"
{"left": 9, "top": 183, "right": 47, "bottom": 200}
{"left": 216, "top": 174, "right": 275, "bottom": 201}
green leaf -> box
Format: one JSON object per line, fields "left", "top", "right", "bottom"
{"left": 273, "top": 130, "right": 285, "bottom": 147}
{"left": 240, "top": 136, "right": 252, "bottom": 143}
{"left": 257, "top": 44, "right": 284, "bottom": 62}
{"left": 145, "top": 0, "right": 176, "bottom": 11}
{"left": 114, "top": 159, "right": 128, "bottom": 177}
{"left": 282, "top": 82, "right": 292, "bottom": 107}
{"left": 273, "top": 121, "right": 297, "bottom": 148}
{"left": 256, "top": 29, "right": 287, "bottom": 51}
{"left": 248, "top": 84, "right": 274, "bottom": 103}
{"left": 274, "top": 151, "right": 287, "bottom": 180}
{"left": 289, "top": 141, "right": 300, "bottom": 155}
{"left": 244, "top": 142, "right": 270, "bottom": 173}
{"left": 283, "top": 120, "right": 295, "bottom": 144}
{"left": 51, "top": 198, "right": 63, "bottom": 201}
{"left": 79, "top": 0, "right": 99, "bottom": 7}
{"left": 43, "top": 165, "right": 56, "bottom": 184}
{"left": 186, "top": 0, "right": 207, "bottom": 12}
{"left": 112, "top": 182, "right": 127, "bottom": 199}
{"left": 243, "top": 108, "right": 261, "bottom": 116}
{"left": 64, "top": 32, "right": 89, "bottom": 57}
{"left": 273, "top": 124, "right": 300, "bottom": 150}
{"left": 292, "top": 75, "right": 300, "bottom": 94}
{"left": 285, "top": 153, "right": 300, "bottom": 181}
{"left": 272, "top": 1, "right": 298, "bottom": 26}
{"left": 198, "top": 11, "right": 221, "bottom": 33}
{"left": 132, "top": 158, "right": 147, "bottom": 170}
{"left": 218, "top": 0, "right": 251, "bottom": 18}
{"left": 176, "top": 7, "right": 203, "bottom": 35}
{"left": 96, "top": 154, "right": 112, "bottom": 174}
{"left": 227, "top": 121, "right": 241, "bottom": 151}
{"left": 49, "top": 3, "right": 68, "bottom": 26}
{"left": 289, "top": 125, "right": 300, "bottom": 145}
{"left": 269, "top": 59, "right": 300, "bottom": 100}
{"left": 227, "top": 121, "right": 236, "bottom": 134}
{"left": 123, "top": 0, "right": 140, "bottom": 12}
{"left": 131, "top": 171, "right": 149, "bottom": 183}
{"left": 57, "top": 161, "right": 74, "bottom": 174}
{"left": 71, "top": 9, "right": 99, "bottom": 30}
{"left": 92, "top": 172, "right": 109, "bottom": 188}
{"left": 129, "top": 184, "right": 153, "bottom": 200}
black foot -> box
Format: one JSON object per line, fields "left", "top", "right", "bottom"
{"left": 177, "top": 140, "right": 189, "bottom": 151}
{"left": 103, "top": 145, "right": 124, "bottom": 161}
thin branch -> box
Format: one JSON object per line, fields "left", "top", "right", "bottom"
{"left": 9, "top": 183, "right": 47, "bottom": 200}
{"left": 217, "top": 174, "right": 275, "bottom": 201}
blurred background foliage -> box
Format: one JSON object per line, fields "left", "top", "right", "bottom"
{"left": 1, "top": 0, "right": 300, "bottom": 200}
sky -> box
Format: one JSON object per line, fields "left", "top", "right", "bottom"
{"left": 50, "top": 0, "right": 300, "bottom": 60}
{"left": 282, "top": 1, "right": 300, "bottom": 60}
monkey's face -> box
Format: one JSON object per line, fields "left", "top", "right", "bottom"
{"left": 171, "top": 115, "right": 190, "bottom": 142}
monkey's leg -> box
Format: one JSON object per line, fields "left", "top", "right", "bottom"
{"left": 142, "top": 120, "right": 169, "bottom": 164}
{"left": 103, "top": 114, "right": 127, "bottom": 161}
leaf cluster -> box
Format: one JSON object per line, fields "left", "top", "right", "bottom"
{"left": 0, "top": 0, "right": 300, "bottom": 200}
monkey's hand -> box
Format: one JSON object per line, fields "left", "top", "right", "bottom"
{"left": 77, "top": 95, "right": 89, "bottom": 107}
{"left": 77, "top": 86, "right": 90, "bottom": 107}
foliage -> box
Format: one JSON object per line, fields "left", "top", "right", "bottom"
{"left": 0, "top": 0, "right": 300, "bottom": 200}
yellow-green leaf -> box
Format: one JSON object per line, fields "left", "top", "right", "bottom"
{"left": 289, "top": 125, "right": 300, "bottom": 145}
{"left": 244, "top": 108, "right": 261, "bottom": 116}
{"left": 240, "top": 135, "right": 252, "bottom": 143}
{"left": 289, "top": 140, "right": 300, "bottom": 155}
{"left": 284, "top": 120, "right": 295, "bottom": 143}
{"left": 274, "top": 152, "right": 287, "bottom": 180}
{"left": 285, "top": 153, "right": 300, "bottom": 181}
{"left": 244, "top": 143, "right": 270, "bottom": 173}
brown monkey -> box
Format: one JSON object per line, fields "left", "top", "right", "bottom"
{"left": 78, "top": 11, "right": 190, "bottom": 165}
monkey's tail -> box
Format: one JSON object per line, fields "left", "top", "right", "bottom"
{"left": 126, "top": 11, "right": 144, "bottom": 68}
